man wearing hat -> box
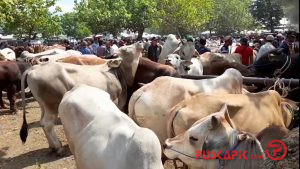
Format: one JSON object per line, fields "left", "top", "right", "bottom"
{"left": 256, "top": 35, "right": 275, "bottom": 61}
{"left": 279, "top": 32, "right": 296, "bottom": 56}
{"left": 147, "top": 37, "right": 162, "bottom": 62}
{"left": 220, "top": 36, "right": 233, "bottom": 54}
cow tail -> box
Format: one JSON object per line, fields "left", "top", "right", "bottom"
{"left": 20, "top": 68, "right": 31, "bottom": 143}
{"left": 128, "top": 88, "right": 145, "bottom": 125}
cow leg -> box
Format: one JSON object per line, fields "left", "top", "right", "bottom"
{"left": 40, "top": 108, "right": 63, "bottom": 155}
{"left": 6, "top": 85, "right": 18, "bottom": 113}
{"left": 0, "top": 90, "right": 7, "bottom": 109}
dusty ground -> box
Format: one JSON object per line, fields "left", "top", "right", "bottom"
{"left": 0, "top": 95, "right": 177, "bottom": 169}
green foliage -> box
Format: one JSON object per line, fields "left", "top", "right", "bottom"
{"left": 125, "top": 0, "right": 158, "bottom": 39}
{"left": 282, "top": 0, "right": 299, "bottom": 29}
{"left": 0, "top": 0, "right": 62, "bottom": 39}
{"left": 250, "top": 0, "right": 284, "bottom": 32}
{"left": 155, "top": 0, "right": 214, "bottom": 35}
{"left": 206, "top": 0, "right": 255, "bottom": 35}
{"left": 75, "top": 0, "right": 130, "bottom": 36}
{"left": 60, "top": 12, "right": 91, "bottom": 39}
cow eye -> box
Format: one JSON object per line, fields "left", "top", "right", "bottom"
{"left": 189, "top": 136, "right": 198, "bottom": 142}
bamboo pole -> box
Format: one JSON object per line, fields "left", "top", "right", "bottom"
{"left": 180, "top": 75, "right": 299, "bottom": 87}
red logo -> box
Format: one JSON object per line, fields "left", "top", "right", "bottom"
{"left": 266, "top": 140, "right": 287, "bottom": 161}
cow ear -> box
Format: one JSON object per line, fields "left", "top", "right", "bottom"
{"left": 217, "top": 104, "right": 236, "bottom": 129}
{"left": 210, "top": 115, "right": 221, "bottom": 130}
{"left": 107, "top": 58, "right": 122, "bottom": 68}
{"left": 182, "top": 60, "right": 193, "bottom": 67}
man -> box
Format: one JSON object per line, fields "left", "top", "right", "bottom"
{"left": 234, "top": 37, "right": 253, "bottom": 66}
{"left": 97, "top": 40, "right": 107, "bottom": 58}
{"left": 196, "top": 37, "right": 211, "bottom": 54}
{"left": 279, "top": 32, "right": 296, "bottom": 56}
{"left": 80, "top": 41, "right": 92, "bottom": 55}
{"left": 110, "top": 40, "right": 119, "bottom": 56}
{"left": 147, "top": 37, "right": 162, "bottom": 62}
{"left": 256, "top": 35, "right": 275, "bottom": 61}
{"left": 91, "top": 38, "right": 99, "bottom": 55}
{"left": 220, "top": 36, "right": 233, "bottom": 54}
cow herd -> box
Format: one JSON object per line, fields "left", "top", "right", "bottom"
{"left": 0, "top": 36, "right": 299, "bottom": 169}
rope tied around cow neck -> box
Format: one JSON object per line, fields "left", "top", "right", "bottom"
{"left": 267, "top": 78, "right": 298, "bottom": 98}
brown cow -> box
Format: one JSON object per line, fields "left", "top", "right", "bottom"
{"left": 0, "top": 61, "right": 31, "bottom": 113}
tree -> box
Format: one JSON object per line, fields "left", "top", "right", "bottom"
{"left": 251, "top": 0, "right": 284, "bottom": 32}
{"left": 207, "top": 0, "right": 255, "bottom": 35}
{"left": 155, "top": 0, "right": 214, "bottom": 36}
{"left": 125, "top": 0, "right": 158, "bottom": 40}
{"left": 0, "top": 0, "right": 62, "bottom": 39}
{"left": 282, "top": 0, "right": 299, "bottom": 30}
{"left": 75, "top": 0, "right": 130, "bottom": 36}
{"left": 60, "top": 12, "right": 91, "bottom": 39}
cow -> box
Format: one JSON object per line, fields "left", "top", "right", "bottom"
{"left": 158, "top": 34, "right": 197, "bottom": 64}
{"left": 0, "top": 48, "right": 16, "bottom": 61}
{"left": 165, "top": 54, "right": 203, "bottom": 75}
{"left": 200, "top": 52, "right": 242, "bottom": 64}
{"left": 18, "top": 48, "right": 82, "bottom": 63}
{"left": 56, "top": 56, "right": 179, "bottom": 115}
{"left": 199, "top": 52, "right": 253, "bottom": 76}
{"left": 128, "top": 68, "right": 243, "bottom": 145}
{"left": 20, "top": 42, "right": 144, "bottom": 155}
{"left": 58, "top": 84, "right": 164, "bottom": 169}
{"left": 163, "top": 105, "right": 265, "bottom": 169}
{"left": 57, "top": 56, "right": 107, "bottom": 65}
{"left": 166, "top": 90, "right": 297, "bottom": 139}
{"left": 0, "top": 61, "right": 31, "bottom": 113}
{"left": 14, "top": 46, "right": 35, "bottom": 59}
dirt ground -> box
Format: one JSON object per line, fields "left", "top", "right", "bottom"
{"left": 0, "top": 95, "right": 178, "bottom": 169}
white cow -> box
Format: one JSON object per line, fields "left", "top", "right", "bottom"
{"left": 59, "top": 85, "right": 164, "bottom": 169}
{"left": 18, "top": 48, "right": 83, "bottom": 63}
{"left": 128, "top": 68, "right": 243, "bottom": 144}
{"left": 158, "top": 34, "right": 196, "bottom": 63}
{"left": 20, "top": 42, "right": 144, "bottom": 155}
{"left": 0, "top": 48, "right": 16, "bottom": 61}
{"left": 165, "top": 54, "right": 203, "bottom": 75}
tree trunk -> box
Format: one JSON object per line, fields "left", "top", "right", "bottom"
{"left": 137, "top": 27, "right": 145, "bottom": 41}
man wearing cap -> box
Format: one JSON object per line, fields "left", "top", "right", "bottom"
{"left": 220, "top": 36, "right": 232, "bottom": 54}
{"left": 256, "top": 35, "right": 275, "bottom": 61}
{"left": 147, "top": 37, "right": 162, "bottom": 62}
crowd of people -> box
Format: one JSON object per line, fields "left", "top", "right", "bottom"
{"left": 1, "top": 31, "right": 298, "bottom": 67}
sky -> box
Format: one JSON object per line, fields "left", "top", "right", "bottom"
{"left": 49, "top": 0, "right": 75, "bottom": 13}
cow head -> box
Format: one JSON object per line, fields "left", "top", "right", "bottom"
{"left": 116, "top": 42, "right": 144, "bottom": 85}
{"left": 0, "top": 48, "right": 16, "bottom": 61}
{"left": 163, "top": 105, "right": 237, "bottom": 168}
{"left": 174, "top": 39, "right": 196, "bottom": 61}
{"left": 165, "top": 54, "right": 192, "bottom": 74}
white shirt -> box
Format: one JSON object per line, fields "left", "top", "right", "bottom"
{"left": 256, "top": 42, "right": 275, "bottom": 61}
{"left": 110, "top": 44, "right": 119, "bottom": 55}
